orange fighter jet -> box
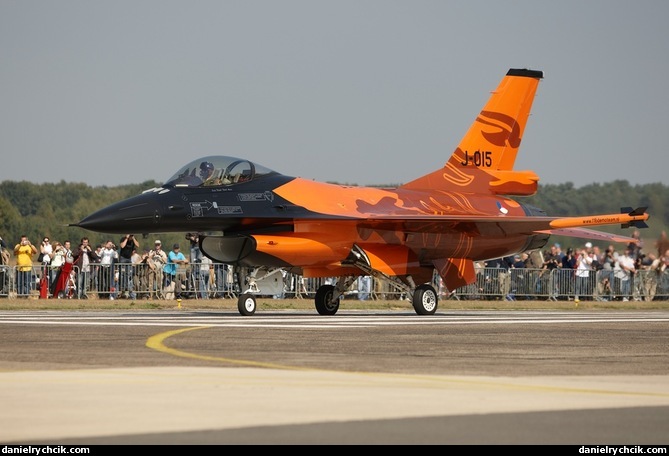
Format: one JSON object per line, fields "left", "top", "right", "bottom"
{"left": 74, "top": 68, "right": 649, "bottom": 316}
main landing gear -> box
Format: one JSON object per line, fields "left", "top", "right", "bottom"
{"left": 311, "top": 274, "right": 439, "bottom": 317}
{"left": 411, "top": 284, "right": 438, "bottom": 315}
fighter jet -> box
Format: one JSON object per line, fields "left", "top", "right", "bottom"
{"left": 74, "top": 68, "right": 649, "bottom": 316}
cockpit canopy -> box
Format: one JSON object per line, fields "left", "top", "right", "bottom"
{"left": 164, "top": 155, "right": 278, "bottom": 188}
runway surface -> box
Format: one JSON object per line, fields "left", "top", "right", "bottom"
{"left": 0, "top": 309, "right": 668, "bottom": 444}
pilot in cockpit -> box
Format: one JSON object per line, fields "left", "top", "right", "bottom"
{"left": 199, "top": 161, "right": 219, "bottom": 186}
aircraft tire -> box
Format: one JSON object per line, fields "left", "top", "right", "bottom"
{"left": 412, "top": 284, "right": 438, "bottom": 315}
{"left": 237, "top": 293, "right": 257, "bottom": 316}
{"left": 315, "top": 285, "right": 340, "bottom": 316}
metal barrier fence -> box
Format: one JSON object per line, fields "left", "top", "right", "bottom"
{"left": 1, "top": 263, "right": 668, "bottom": 302}
{"left": 439, "top": 267, "right": 669, "bottom": 302}
{"left": 0, "top": 263, "right": 239, "bottom": 300}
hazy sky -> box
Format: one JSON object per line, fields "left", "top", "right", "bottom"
{"left": 1, "top": 1, "right": 667, "bottom": 188}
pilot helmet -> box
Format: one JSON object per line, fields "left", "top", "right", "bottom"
{"left": 199, "top": 161, "right": 214, "bottom": 176}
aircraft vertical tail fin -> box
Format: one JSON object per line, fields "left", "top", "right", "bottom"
{"left": 400, "top": 68, "right": 543, "bottom": 195}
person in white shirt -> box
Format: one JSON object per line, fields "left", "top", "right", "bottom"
{"left": 49, "top": 241, "right": 65, "bottom": 287}
{"left": 574, "top": 247, "right": 594, "bottom": 302}
{"left": 198, "top": 255, "right": 213, "bottom": 299}
{"left": 614, "top": 248, "right": 636, "bottom": 302}
{"left": 40, "top": 237, "right": 53, "bottom": 267}
{"left": 98, "top": 240, "right": 118, "bottom": 299}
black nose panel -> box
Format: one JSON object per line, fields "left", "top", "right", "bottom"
{"left": 76, "top": 192, "right": 160, "bottom": 234}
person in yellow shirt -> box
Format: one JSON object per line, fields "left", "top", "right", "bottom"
{"left": 14, "top": 235, "right": 37, "bottom": 298}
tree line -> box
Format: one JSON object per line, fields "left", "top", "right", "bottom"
{"left": 1, "top": 179, "right": 667, "bottom": 254}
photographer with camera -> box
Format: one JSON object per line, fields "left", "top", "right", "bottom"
{"left": 13, "top": 235, "right": 37, "bottom": 298}
{"left": 186, "top": 232, "right": 202, "bottom": 265}
{"left": 98, "top": 240, "right": 118, "bottom": 299}
{"left": 74, "top": 237, "right": 97, "bottom": 299}
{"left": 38, "top": 237, "right": 52, "bottom": 267}
{"left": 595, "top": 246, "right": 616, "bottom": 301}
{"left": 538, "top": 245, "right": 560, "bottom": 300}
{"left": 118, "top": 235, "right": 139, "bottom": 299}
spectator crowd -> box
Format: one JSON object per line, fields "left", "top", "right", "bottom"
{"left": 1, "top": 230, "right": 669, "bottom": 302}
{"left": 0, "top": 232, "right": 232, "bottom": 301}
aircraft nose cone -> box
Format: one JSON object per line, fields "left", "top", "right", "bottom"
{"left": 75, "top": 192, "right": 161, "bottom": 234}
